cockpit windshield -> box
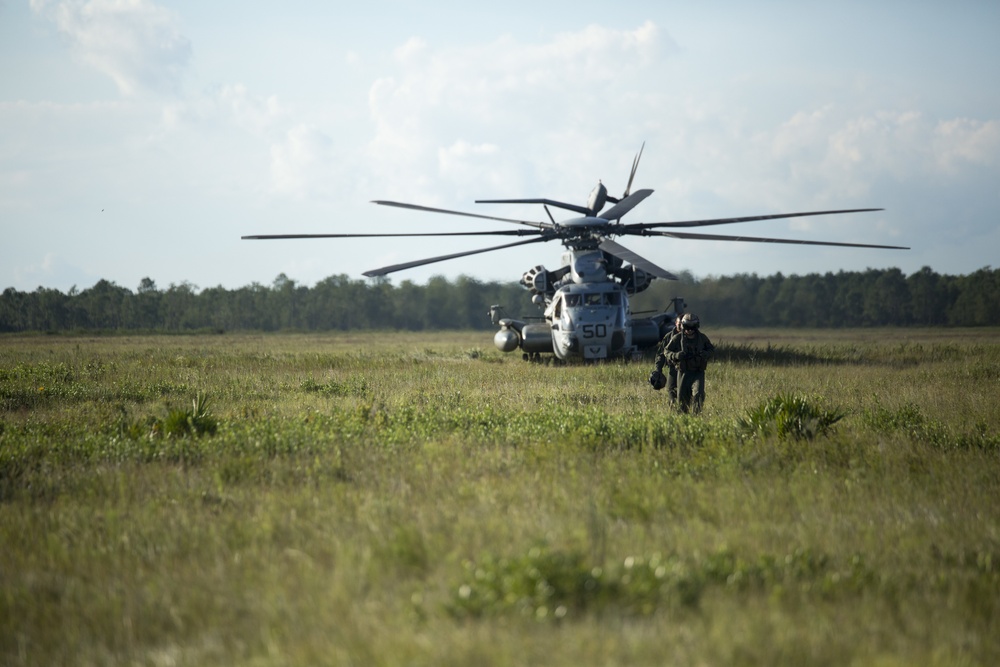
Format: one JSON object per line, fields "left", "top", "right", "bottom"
{"left": 560, "top": 290, "right": 625, "bottom": 308}
{"left": 562, "top": 291, "right": 622, "bottom": 307}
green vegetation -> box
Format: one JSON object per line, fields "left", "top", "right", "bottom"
{"left": 2, "top": 329, "right": 999, "bottom": 665}
{"left": 4, "top": 265, "right": 1000, "bottom": 333}
{"left": 737, "top": 394, "right": 846, "bottom": 441}
{"left": 634, "top": 265, "right": 1000, "bottom": 327}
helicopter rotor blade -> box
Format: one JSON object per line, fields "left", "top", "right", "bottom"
{"left": 623, "top": 208, "right": 885, "bottom": 231}
{"left": 598, "top": 238, "right": 679, "bottom": 280}
{"left": 242, "top": 229, "right": 538, "bottom": 240}
{"left": 597, "top": 188, "right": 653, "bottom": 222}
{"left": 372, "top": 200, "right": 551, "bottom": 230}
{"left": 362, "top": 236, "right": 553, "bottom": 277}
{"left": 639, "top": 229, "right": 910, "bottom": 250}
{"left": 474, "top": 197, "right": 591, "bottom": 217}
{"left": 604, "top": 142, "right": 646, "bottom": 204}
{"left": 623, "top": 141, "right": 645, "bottom": 198}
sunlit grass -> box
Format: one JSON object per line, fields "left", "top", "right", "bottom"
{"left": 1, "top": 329, "right": 999, "bottom": 665}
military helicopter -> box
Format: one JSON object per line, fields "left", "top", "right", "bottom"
{"left": 243, "top": 145, "right": 908, "bottom": 361}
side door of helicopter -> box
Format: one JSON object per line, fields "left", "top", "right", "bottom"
{"left": 548, "top": 292, "right": 577, "bottom": 360}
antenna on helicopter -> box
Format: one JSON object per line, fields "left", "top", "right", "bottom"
{"left": 607, "top": 141, "right": 644, "bottom": 204}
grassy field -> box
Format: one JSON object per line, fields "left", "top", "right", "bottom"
{"left": 1, "top": 328, "right": 998, "bottom": 666}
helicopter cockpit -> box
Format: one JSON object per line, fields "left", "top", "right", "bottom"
{"left": 547, "top": 283, "right": 630, "bottom": 360}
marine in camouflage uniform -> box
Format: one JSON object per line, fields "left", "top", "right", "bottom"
{"left": 654, "top": 316, "right": 683, "bottom": 406}
{"left": 650, "top": 313, "right": 714, "bottom": 413}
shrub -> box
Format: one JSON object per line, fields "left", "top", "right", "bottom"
{"left": 161, "top": 392, "right": 218, "bottom": 438}
{"left": 448, "top": 545, "right": 704, "bottom": 620}
{"left": 738, "top": 393, "right": 845, "bottom": 441}
{"left": 117, "top": 392, "right": 218, "bottom": 441}
{"left": 447, "top": 544, "right": 875, "bottom": 621}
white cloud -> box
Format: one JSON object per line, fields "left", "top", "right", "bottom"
{"left": 31, "top": 0, "right": 191, "bottom": 96}
{"left": 394, "top": 37, "right": 428, "bottom": 64}
{"left": 162, "top": 84, "right": 284, "bottom": 135}
{"left": 366, "top": 21, "right": 678, "bottom": 202}
{"left": 712, "top": 108, "right": 999, "bottom": 207}
{"left": 437, "top": 141, "right": 498, "bottom": 181}
{"left": 933, "top": 118, "right": 1000, "bottom": 172}
{"left": 214, "top": 84, "right": 283, "bottom": 135}
{"left": 270, "top": 124, "right": 337, "bottom": 199}
{"left": 12, "top": 252, "right": 96, "bottom": 291}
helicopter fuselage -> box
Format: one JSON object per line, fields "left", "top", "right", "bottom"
{"left": 548, "top": 282, "right": 629, "bottom": 360}
{"left": 489, "top": 246, "right": 675, "bottom": 361}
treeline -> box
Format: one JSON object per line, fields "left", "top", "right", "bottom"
{"left": 0, "top": 274, "right": 532, "bottom": 333}
{"left": 634, "top": 266, "right": 1000, "bottom": 327}
{"left": 2, "top": 266, "right": 998, "bottom": 333}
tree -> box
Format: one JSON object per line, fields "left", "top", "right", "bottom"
{"left": 77, "top": 280, "right": 130, "bottom": 329}
{"left": 907, "top": 266, "right": 949, "bottom": 325}
{"left": 161, "top": 282, "right": 199, "bottom": 330}
{"left": 950, "top": 267, "right": 999, "bottom": 325}
{"left": 864, "top": 269, "right": 910, "bottom": 326}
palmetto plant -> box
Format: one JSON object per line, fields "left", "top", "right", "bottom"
{"left": 738, "top": 393, "right": 846, "bottom": 441}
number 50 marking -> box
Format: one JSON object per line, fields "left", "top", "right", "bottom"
{"left": 581, "top": 324, "right": 608, "bottom": 338}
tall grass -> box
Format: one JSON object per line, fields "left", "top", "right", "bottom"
{"left": 1, "top": 329, "right": 999, "bottom": 665}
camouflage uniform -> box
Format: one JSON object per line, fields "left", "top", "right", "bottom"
{"left": 659, "top": 328, "right": 714, "bottom": 414}
{"left": 653, "top": 320, "right": 683, "bottom": 405}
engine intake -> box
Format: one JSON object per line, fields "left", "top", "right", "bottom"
{"left": 521, "top": 265, "right": 549, "bottom": 295}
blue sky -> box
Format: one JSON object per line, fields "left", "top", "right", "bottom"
{"left": 2, "top": 0, "right": 998, "bottom": 293}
